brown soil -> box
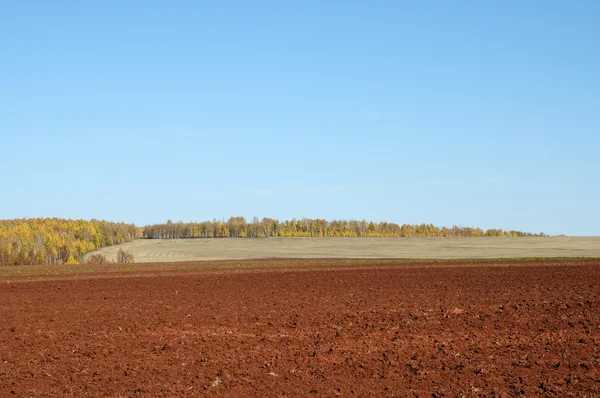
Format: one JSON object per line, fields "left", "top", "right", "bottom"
{"left": 1, "top": 259, "right": 599, "bottom": 396}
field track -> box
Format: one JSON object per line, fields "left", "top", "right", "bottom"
{"left": 1, "top": 258, "right": 599, "bottom": 396}
{"left": 91, "top": 236, "right": 600, "bottom": 262}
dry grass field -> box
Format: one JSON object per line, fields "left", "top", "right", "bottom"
{"left": 90, "top": 236, "right": 600, "bottom": 263}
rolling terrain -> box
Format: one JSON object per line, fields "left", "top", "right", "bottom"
{"left": 90, "top": 236, "right": 600, "bottom": 263}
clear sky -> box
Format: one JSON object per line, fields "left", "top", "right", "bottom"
{"left": 1, "top": 1, "right": 599, "bottom": 236}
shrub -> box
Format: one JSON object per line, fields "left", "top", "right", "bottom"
{"left": 88, "top": 254, "right": 109, "bottom": 264}
{"left": 117, "top": 248, "right": 134, "bottom": 264}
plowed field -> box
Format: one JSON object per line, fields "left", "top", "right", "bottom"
{"left": 1, "top": 259, "right": 599, "bottom": 396}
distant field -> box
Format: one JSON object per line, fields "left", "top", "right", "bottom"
{"left": 90, "top": 236, "right": 600, "bottom": 262}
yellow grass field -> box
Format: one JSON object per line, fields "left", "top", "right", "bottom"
{"left": 90, "top": 236, "right": 600, "bottom": 262}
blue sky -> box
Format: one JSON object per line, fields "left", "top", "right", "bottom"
{"left": 1, "top": 1, "right": 599, "bottom": 235}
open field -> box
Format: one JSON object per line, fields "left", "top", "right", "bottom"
{"left": 91, "top": 236, "right": 600, "bottom": 262}
{"left": 1, "top": 258, "right": 599, "bottom": 396}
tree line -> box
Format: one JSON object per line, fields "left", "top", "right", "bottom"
{"left": 0, "top": 217, "right": 546, "bottom": 266}
{"left": 143, "top": 217, "right": 545, "bottom": 239}
{"left": 0, "top": 218, "right": 141, "bottom": 266}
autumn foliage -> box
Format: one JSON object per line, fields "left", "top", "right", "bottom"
{"left": 116, "top": 248, "right": 135, "bottom": 264}
{"left": 0, "top": 217, "right": 545, "bottom": 266}
{"left": 143, "top": 217, "right": 544, "bottom": 239}
{"left": 0, "top": 218, "right": 140, "bottom": 266}
{"left": 87, "top": 254, "right": 109, "bottom": 265}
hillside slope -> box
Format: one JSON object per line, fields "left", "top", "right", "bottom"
{"left": 90, "top": 236, "right": 600, "bottom": 262}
